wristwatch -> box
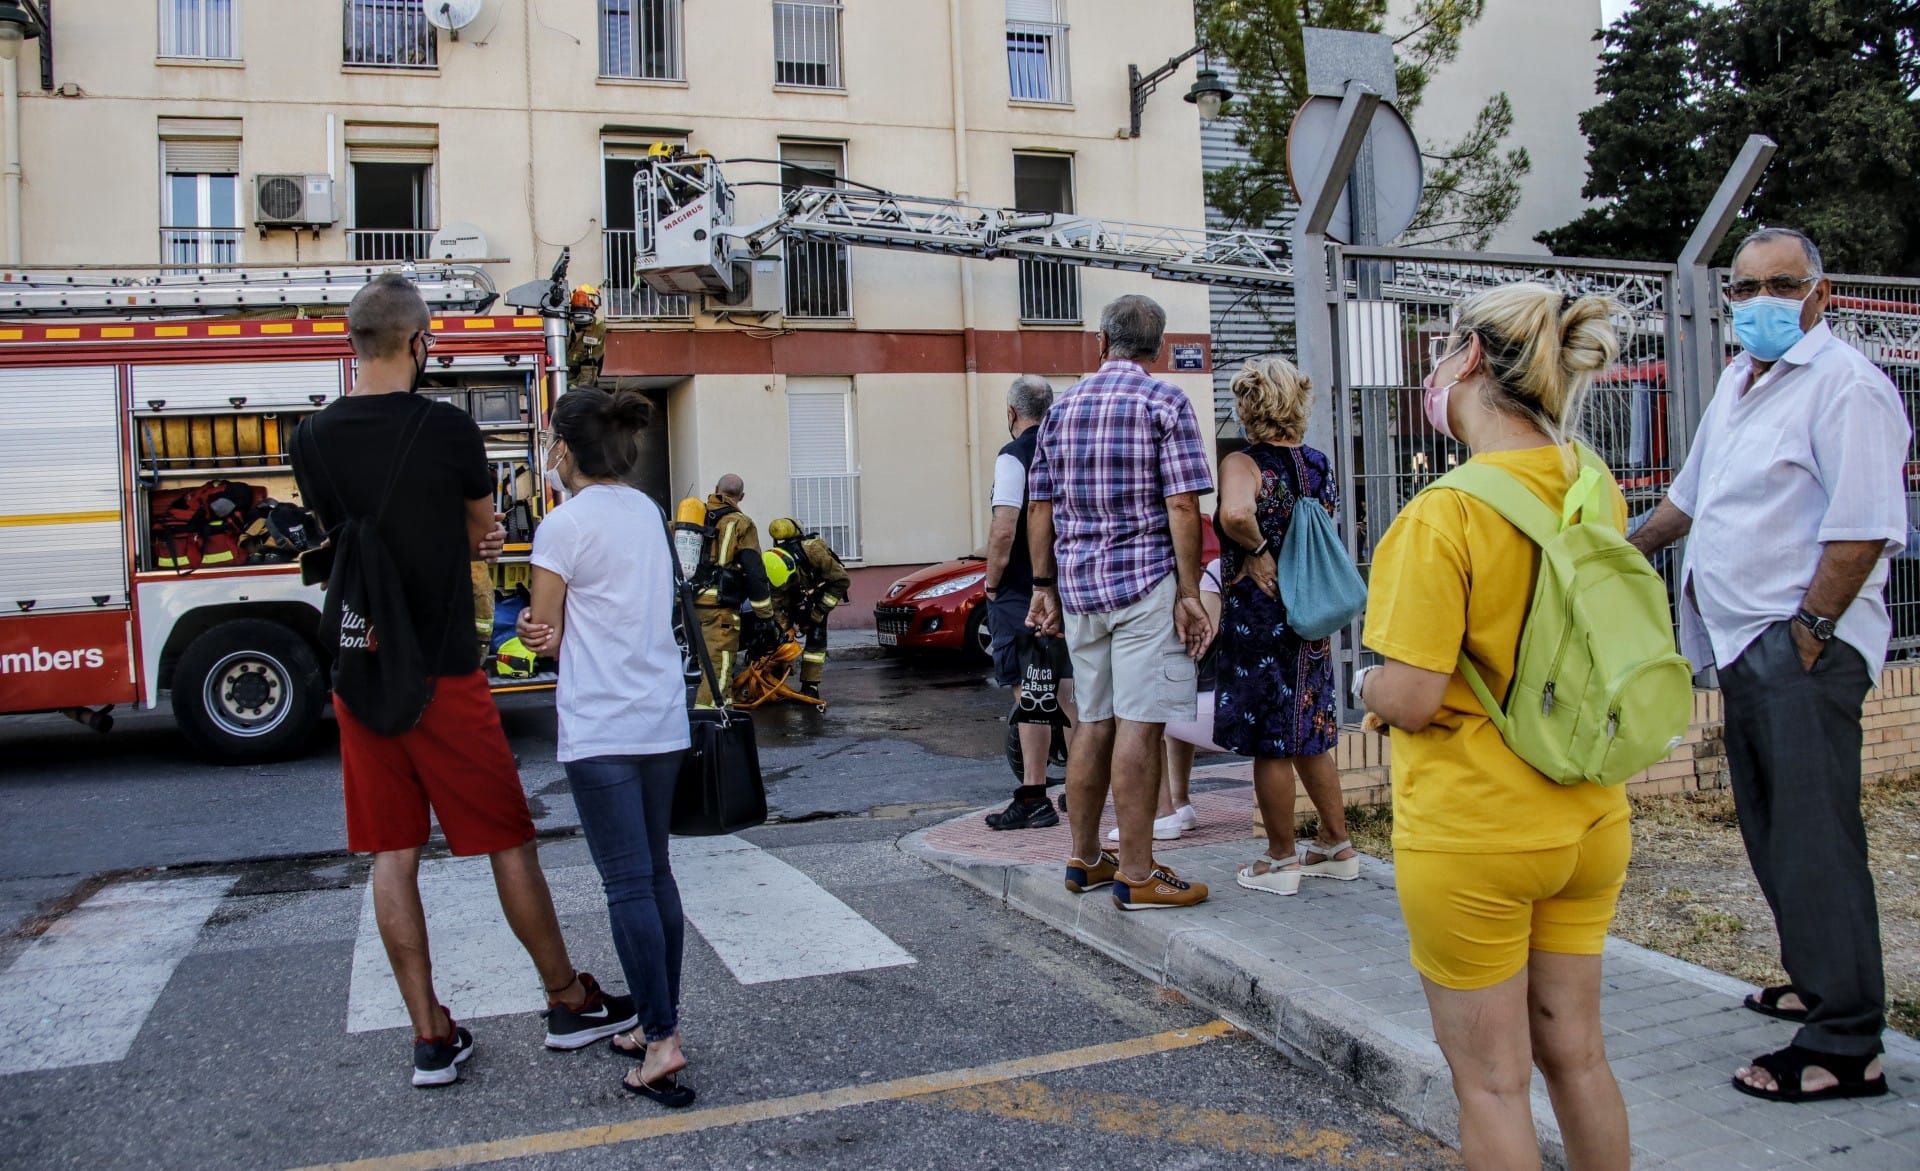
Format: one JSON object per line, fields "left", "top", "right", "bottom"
{"left": 1794, "top": 608, "right": 1836, "bottom": 642}
{"left": 1249, "top": 540, "right": 1272, "bottom": 559}
{"left": 1031, "top": 576, "right": 1056, "bottom": 589}
{"left": 1350, "top": 664, "right": 1380, "bottom": 710}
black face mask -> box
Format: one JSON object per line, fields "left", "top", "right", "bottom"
{"left": 408, "top": 331, "right": 428, "bottom": 394}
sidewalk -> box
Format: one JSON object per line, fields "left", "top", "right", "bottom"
{"left": 902, "top": 783, "right": 1920, "bottom": 1169}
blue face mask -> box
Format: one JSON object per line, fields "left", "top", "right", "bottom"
{"left": 1731, "top": 294, "right": 1809, "bottom": 362}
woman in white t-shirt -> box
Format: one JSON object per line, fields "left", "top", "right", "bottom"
{"left": 516, "top": 388, "right": 695, "bottom": 1108}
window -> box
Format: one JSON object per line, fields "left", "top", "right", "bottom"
{"left": 348, "top": 138, "right": 436, "bottom": 261}
{"left": 773, "top": 1, "right": 842, "bottom": 89}
{"left": 160, "top": 0, "right": 240, "bottom": 60}
{"left": 344, "top": 0, "right": 436, "bottom": 69}
{"left": 1012, "top": 153, "right": 1079, "bottom": 324}
{"left": 600, "top": 0, "right": 683, "bottom": 81}
{"left": 602, "top": 141, "right": 691, "bottom": 319}
{"left": 1006, "top": 0, "right": 1069, "bottom": 103}
{"left": 787, "top": 378, "right": 860, "bottom": 560}
{"left": 781, "top": 143, "right": 851, "bottom": 318}
{"left": 161, "top": 137, "right": 241, "bottom": 269}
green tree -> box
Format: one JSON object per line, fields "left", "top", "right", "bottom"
{"left": 1541, "top": 0, "right": 1920, "bottom": 274}
{"left": 1195, "top": 0, "right": 1531, "bottom": 248}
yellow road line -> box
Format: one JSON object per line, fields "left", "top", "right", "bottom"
{"left": 0, "top": 510, "right": 120, "bottom": 528}
{"left": 929, "top": 1080, "right": 1454, "bottom": 1168}
{"left": 294, "top": 1020, "right": 1236, "bottom": 1171}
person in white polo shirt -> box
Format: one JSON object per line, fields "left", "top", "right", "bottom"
{"left": 1632, "top": 227, "right": 1910, "bottom": 1104}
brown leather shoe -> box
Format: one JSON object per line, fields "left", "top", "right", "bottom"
{"left": 1113, "top": 864, "right": 1209, "bottom": 910}
{"left": 1064, "top": 851, "right": 1120, "bottom": 893}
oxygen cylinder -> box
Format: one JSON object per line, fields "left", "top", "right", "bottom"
{"left": 672, "top": 496, "right": 708, "bottom": 582}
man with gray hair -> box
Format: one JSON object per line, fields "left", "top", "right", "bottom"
{"left": 1633, "top": 226, "right": 1908, "bottom": 1103}
{"left": 982, "top": 375, "right": 1073, "bottom": 830}
{"left": 1027, "top": 295, "right": 1216, "bottom": 909}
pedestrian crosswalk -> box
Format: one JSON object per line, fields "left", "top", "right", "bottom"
{"left": 2, "top": 836, "right": 917, "bottom": 1073}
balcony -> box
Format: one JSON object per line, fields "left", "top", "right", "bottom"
{"left": 160, "top": 228, "right": 241, "bottom": 271}
{"left": 343, "top": 1, "right": 437, "bottom": 69}
{"left": 1007, "top": 20, "right": 1070, "bottom": 104}
{"left": 602, "top": 229, "right": 692, "bottom": 320}
{"left": 348, "top": 229, "right": 436, "bottom": 263}
{"left": 1019, "top": 258, "right": 1080, "bottom": 324}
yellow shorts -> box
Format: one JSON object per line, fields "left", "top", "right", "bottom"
{"left": 1395, "top": 814, "right": 1631, "bottom": 991}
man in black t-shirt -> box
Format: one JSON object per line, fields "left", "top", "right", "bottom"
{"left": 293, "top": 275, "right": 636, "bottom": 1087}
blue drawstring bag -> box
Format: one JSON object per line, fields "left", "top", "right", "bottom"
{"left": 1276, "top": 449, "right": 1366, "bottom": 641}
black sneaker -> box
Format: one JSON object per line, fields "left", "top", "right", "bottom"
{"left": 799, "top": 681, "right": 821, "bottom": 700}
{"left": 412, "top": 1011, "right": 474, "bottom": 1088}
{"left": 985, "top": 797, "right": 1060, "bottom": 831}
{"left": 544, "top": 971, "right": 640, "bottom": 1050}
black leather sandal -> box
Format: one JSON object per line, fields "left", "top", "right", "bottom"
{"left": 1731, "top": 1044, "right": 1888, "bottom": 1103}
{"left": 1743, "top": 984, "right": 1809, "bottom": 1022}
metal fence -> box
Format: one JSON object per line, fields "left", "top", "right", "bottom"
{"left": 1711, "top": 269, "right": 1920, "bottom": 656}
{"left": 160, "top": 228, "right": 241, "bottom": 270}
{"left": 602, "top": 230, "right": 692, "bottom": 319}
{"left": 599, "top": 0, "right": 683, "bottom": 81}
{"left": 791, "top": 473, "right": 861, "bottom": 561}
{"left": 1327, "top": 246, "right": 1684, "bottom": 688}
{"left": 1019, "top": 258, "right": 1081, "bottom": 324}
{"left": 1007, "top": 19, "right": 1070, "bottom": 103}
{"left": 343, "top": 0, "right": 436, "bottom": 69}
{"left": 773, "top": 1, "right": 842, "bottom": 89}
{"left": 347, "top": 228, "right": 435, "bottom": 262}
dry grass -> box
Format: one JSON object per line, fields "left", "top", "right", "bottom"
{"left": 1303, "top": 774, "right": 1920, "bottom": 1037}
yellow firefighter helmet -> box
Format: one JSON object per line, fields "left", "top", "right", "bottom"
{"left": 763, "top": 547, "right": 798, "bottom": 589}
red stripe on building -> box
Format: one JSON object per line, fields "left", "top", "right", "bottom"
{"left": 600, "top": 329, "right": 1211, "bottom": 379}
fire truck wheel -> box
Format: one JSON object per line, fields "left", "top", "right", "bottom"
{"left": 172, "top": 620, "right": 325, "bottom": 763}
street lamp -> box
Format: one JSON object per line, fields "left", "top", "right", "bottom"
{"left": 1128, "top": 46, "right": 1233, "bottom": 138}
{"left": 0, "top": 1, "right": 44, "bottom": 62}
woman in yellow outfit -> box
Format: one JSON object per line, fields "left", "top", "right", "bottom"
{"left": 1358, "top": 282, "right": 1631, "bottom": 1171}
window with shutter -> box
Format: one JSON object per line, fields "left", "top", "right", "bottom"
{"left": 780, "top": 142, "right": 852, "bottom": 318}
{"left": 600, "top": 0, "right": 684, "bottom": 81}
{"left": 1006, "top": 0, "right": 1068, "bottom": 103}
{"left": 787, "top": 379, "right": 861, "bottom": 560}
{"left": 603, "top": 139, "right": 691, "bottom": 319}
{"left": 1013, "top": 154, "right": 1080, "bottom": 323}
{"left": 161, "top": 135, "right": 241, "bottom": 269}
{"left": 773, "top": 1, "right": 842, "bottom": 89}
{"left": 347, "top": 138, "right": 436, "bottom": 262}
{"left": 160, "top": 0, "right": 240, "bottom": 61}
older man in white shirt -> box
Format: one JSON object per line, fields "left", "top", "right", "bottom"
{"left": 1633, "top": 227, "right": 1909, "bottom": 1105}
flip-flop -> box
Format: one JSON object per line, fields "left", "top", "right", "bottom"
{"left": 623, "top": 1071, "right": 696, "bottom": 1109}
{"left": 1742, "top": 984, "right": 1808, "bottom": 1022}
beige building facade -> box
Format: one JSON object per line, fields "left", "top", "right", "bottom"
{"left": 10, "top": 0, "right": 1219, "bottom": 595}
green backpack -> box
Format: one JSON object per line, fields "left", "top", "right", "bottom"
{"left": 1429, "top": 445, "right": 1693, "bottom": 787}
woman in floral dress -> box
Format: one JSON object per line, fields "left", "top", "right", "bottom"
{"left": 1214, "top": 357, "right": 1356, "bottom": 897}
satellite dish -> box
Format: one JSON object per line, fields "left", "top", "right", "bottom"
{"left": 429, "top": 221, "right": 490, "bottom": 260}
{"left": 424, "top": 0, "right": 483, "bottom": 33}
{"left": 1285, "top": 95, "right": 1424, "bottom": 245}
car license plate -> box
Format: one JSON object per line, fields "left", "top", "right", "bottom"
{"left": 877, "top": 631, "right": 897, "bottom": 647}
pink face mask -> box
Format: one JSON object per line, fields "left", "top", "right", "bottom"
{"left": 1422, "top": 341, "right": 1467, "bottom": 441}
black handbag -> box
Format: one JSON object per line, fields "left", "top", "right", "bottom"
{"left": 665, "top": 523, "right": 768, "bottom": 837}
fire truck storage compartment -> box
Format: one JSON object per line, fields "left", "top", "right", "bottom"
{"left": 0, "top": 365, "right": 129, "bottom": 614}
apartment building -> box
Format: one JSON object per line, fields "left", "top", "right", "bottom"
{"left": 11, "top": 0, "right": 1216, "bottom": 597}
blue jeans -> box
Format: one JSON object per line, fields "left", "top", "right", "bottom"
{"left": 563, "top": 752, "right": 687, "bottom": 1043}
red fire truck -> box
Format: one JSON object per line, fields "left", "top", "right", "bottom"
{"left": 0, "top": 264, "right": 567, "bottom": 761}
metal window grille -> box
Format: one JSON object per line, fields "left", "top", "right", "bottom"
{"left": 344, "top": 0, "right": 437, "bottom": 69}
{"left": 785, "top": 240, "right": 851, "bottom": 319}
{"left": 601, "top": 229, "right": 691, "bottom": 319}
{"left": 599, "top": 0, "right": 683, "bottom": 80}
{"left": 773, "top": 1, "right": 842, "bottom": 88}
{"left": 1006, "top": 21, "right": 1069, "bottom": 103}
{"left": 1716, "top": 270, "right": 1920, "bottom": 656}
{"left": 1019, "top": 258, "right": 1080, "bottom": 323}
{"left": 161, "top": 0, "right": 239, "bottom": 59}
{"left": 160, "top": 228, "right": 241, "bottom": 270}
{"left": 347, "top": 229, "right": 436, "bottom": 262}
{"left": 789, "top": 474, "right": 861, "bottom": 561}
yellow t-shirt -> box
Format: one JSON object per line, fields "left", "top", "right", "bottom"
{"left": 1363, "top": 444, "right": 1632, "bottom": 853}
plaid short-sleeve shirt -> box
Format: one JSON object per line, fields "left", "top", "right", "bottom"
{"left": 1028, "top": 360, "right": 1215, "bottom": 614}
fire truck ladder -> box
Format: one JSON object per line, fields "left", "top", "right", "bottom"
{"left": 0, "top": 261, "right": 498, "bottom": 316}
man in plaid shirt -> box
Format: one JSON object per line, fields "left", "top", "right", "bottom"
{"left": 1027, "top": 294, "right": 1216, "bottom": 912}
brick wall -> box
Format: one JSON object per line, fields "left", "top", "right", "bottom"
{"left": 1254, "top": 663, "right": 1919, "bottom": 823}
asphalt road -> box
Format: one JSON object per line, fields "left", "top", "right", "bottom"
{"left": 1, "top": 650, "right": 1459, "bottom": 1170}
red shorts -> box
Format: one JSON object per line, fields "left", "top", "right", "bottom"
{"left": 335, "top": 671, "right": 535, "bottom": 856}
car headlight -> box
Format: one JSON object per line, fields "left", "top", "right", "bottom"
{"left": 914, "top": 572, "right": 985, "bottom": 600}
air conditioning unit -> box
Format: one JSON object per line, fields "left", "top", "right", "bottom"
{"left": 253, "top": 174, "right": 337, "bottom": 228}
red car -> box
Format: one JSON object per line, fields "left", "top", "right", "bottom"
{"left": 875, "top": 527, "right": 1224, "bottom": 662}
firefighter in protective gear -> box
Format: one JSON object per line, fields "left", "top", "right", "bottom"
{"left": 767, "top": 517, "right": 851, "bottom": 700}
{"left": 686, "top": 475, "right": 772, "bottom": 706}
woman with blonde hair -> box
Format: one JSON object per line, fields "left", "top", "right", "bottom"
{"left": 1358, "top": 283, "right": 1631, "bottom": 1168}
{"left": 1214, "top": 356, "right": 1355, "bottom": 896}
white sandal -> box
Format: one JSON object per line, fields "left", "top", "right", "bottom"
{"left": 1298, "top": 838, "right": 1360, "bottom": 881}
{"left": 1235, "top": 854, "right": 1300, "bottom": 896}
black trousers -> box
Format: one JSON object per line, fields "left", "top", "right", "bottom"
{"left": 1720, "top": 621, "right": 1884, "bottom": 1057}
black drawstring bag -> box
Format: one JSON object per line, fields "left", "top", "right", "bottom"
{"left": 294, "top": 401, "right": 436, "bottom": 736}
{"left": 662, "top": 515, "right": 767, "bottom": 837}
{"left": 1010, "top": 632, "right": 1070, "bottom": 727}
